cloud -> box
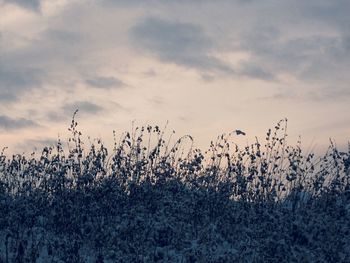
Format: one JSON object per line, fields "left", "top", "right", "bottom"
{"left": 62, "top": 101, "right": 103, "bottom": 115}
{"left": 44, "top": 29, "right": 82, "bottom": 47}
{"left": 238, "top": 25, "right": 350, "bottom": 84}
{"left": 2, "top": 0, "right": 41, "bottom": 10}
{"left": 260, "top": 91, "right": 299, "bottom": 101}
{"left": 0, "top": 27, "right": 85, "bottom": 104}
{"left": 86, "top": 76, "right": 125, "bottom": 89}
{"left": 130, "top": 17, "right": 233, "bottom": 73}
{"left": 0, "top": 66, "right": 43, "bottom": 103}
{"left": 46, "top": 111, "right": 68, "bottom": 122}
{"left": 0, "top": 66, "right": 42, "bottom": 90}
{"left": 0, "top": 93, "right": 17, "bottom": 103}
{"left": 238, "top": 62, "right": 275, "bottom": 80}
{"left": 262, "top": 86, "right": 350, "bottom": 102}
{"left": 19, "top": 29, "right": 86, "bottom": 66}
{"left": 305, "top": 86, "right": 350, "bottom": 101}
{"left": 302, "top": 0, "right": 350, "bottom": 32}
{"left": 0, "top": 115, "right": 38, "bottom": 131}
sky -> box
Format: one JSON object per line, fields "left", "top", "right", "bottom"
{"left": 0, "top": 0, "right": 349, "bottom": 155}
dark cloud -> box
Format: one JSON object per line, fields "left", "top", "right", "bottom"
{"left": 0, "top": 29, "right": 84, "bottom": 70}
{"left": 238, "top": 62, "right": 275, "bottom": 80}
{"left": 130, "top": 17, "right": 233, "bottom": 73}
{"left": 302, "top": 0, "right": 350, "bottom": 31}
{"left": 0, "top": 93, "right": 17, "bottom": 103}
{"left": 219, "top": 1, "right": 350, "bottom": 86}
{"left": 0, "top": 115, "right": 38, "bottom": 131}
{"left": 62, "top": 101, "right": 103, "bottom": 115}
{"left": 0, "top": 28, "right": 84, "bottom": 104}
{"left": 341, "top": 35, "right": 350, "bottom": 52}
{"left": 239, "top": 26, "right": 350, "bottom": 83}
{"left": 86, "top": 76, "right": 124, "bottom": 89}
{"left": 0, "top": 66, "right": 43, "bottom": 103}
{"left": 103, "top": 0, "right": 214, "bottom": 7}
{"left": 16, "top": 29, "right": 86, "bottom": 65}
{"left": 126, "top": 1, "right": 350, "bottom": 83}
{"left": 0, "top": 67, "right": 42, "bottom": 89}
{"left": 2, "top": 0, "right": 41, "bottom": 10}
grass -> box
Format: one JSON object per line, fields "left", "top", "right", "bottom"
{"left": 0, "top": 112, "right": 349, "bottom": 262}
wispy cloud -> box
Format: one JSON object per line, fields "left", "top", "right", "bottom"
{"left": 0, "top": 67, "right": 43, "bottom": 102}
{"left": 0, "top": 115, "right": 38, "bottom": 131}
{"left": 305, "top": 87, "right": 350, "bottom": 101}
{"left": 237, "top": 62, "right": 275, "bottom": 80}
{"left": 130, "top": 17, "right": 233, "bottom": 73}
{"left": 62, "top": 101, "right": 103, "bottom": 115}
{"left": 86, "top": 76, "right": 125, "bottom": 89}
{"left": 235, "top": 3, "right": 350, "bottom": 84}
{"left": 0, "top": 93, "right": 18, "bottom": 103}
{"left": 2, "top": 0, "right": 41, "bottom": 10}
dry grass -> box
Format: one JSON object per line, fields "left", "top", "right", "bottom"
{"left": 0, "top": 113, "right": 349, "bottom": 262}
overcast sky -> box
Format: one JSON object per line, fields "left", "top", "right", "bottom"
{"left": 0, "top": 0, "right": 349, "bottom": 154}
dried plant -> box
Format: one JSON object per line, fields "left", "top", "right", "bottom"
{"left": 0, "top": 115, "right": 349, "bottom": 262}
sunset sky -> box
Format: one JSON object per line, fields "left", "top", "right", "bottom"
{"left": 0, "top": 0, "right": 349, "bottom": 154}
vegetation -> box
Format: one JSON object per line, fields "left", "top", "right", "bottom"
{"left": 0, "top": 112, "right": 349, "bottom": 262}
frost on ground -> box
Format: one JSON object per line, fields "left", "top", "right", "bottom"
{"left": 0, "top": 118, "right": 349, "bottom": 262}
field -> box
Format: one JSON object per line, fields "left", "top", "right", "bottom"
{"left": 0, "top": 115, "right": 349, "bottom": 262}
